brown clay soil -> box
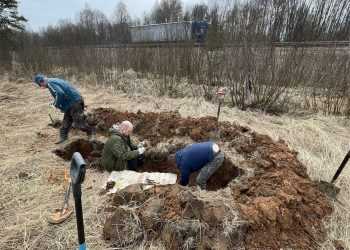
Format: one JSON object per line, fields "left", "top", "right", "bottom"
{"left": 92, "top": 107, "right": 249, "bottom": 145}
{"left": 55, "top": 107, "right": 334, "bottom": 249}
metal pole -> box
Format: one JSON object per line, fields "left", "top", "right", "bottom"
{"left": 216, "top": 101, "right": 222, "bottom": 122}
{"left": 216, "top": 87, "right": 226, "bottom": 122}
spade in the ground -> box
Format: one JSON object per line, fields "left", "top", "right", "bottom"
{"left": 318, "top": 150, "right": 350, "bottom": 199}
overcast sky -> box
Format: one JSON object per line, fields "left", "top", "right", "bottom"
{"left": 18, "top": 0, "right": 207, "bottom": 31}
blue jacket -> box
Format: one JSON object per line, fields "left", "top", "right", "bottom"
{"left": 175, "top": 141, "right": 215, "bottom": 186}
{"left": 47, "top": 78, "right": 82, "bottom": 112}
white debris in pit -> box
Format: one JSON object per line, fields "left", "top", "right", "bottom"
{"left": 102, "top": 170, "right": 177, "bottom": 194}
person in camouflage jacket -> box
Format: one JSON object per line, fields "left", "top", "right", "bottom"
{"left": 101, "top": 121, "right": 145, "bottom": 172}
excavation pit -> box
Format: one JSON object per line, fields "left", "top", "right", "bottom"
{"left": 54, "top": 139, "right": 243, "bottom": 191}
{"left": 53, "top": 138, "right": 104, "bottom": 163}
{"left": 51, "top": 108, "right": 334, "bottom": 249}
{"left": 140, "top": 157, "right": 243, "bottom": 191}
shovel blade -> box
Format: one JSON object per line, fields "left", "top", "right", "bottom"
{"left": 316, "top": 180, "right": 340, "bottom": 199}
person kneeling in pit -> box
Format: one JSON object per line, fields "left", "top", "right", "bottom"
{"left": 169, "top": 141, "right": 224, "bottom": 190}
{"left": 101, "top": 121, "right": 145, "bottom": 172}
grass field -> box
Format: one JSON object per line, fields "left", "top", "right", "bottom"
{"left": 0, "top": 76, "right": 349, "bottom": 249}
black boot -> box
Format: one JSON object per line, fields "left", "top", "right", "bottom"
{"left": 56, "top": 127, "right": 68, "bottom": 144}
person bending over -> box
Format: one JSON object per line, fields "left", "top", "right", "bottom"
{"left": 170, "top": 141, "right": 224, "bottom": 189}
{"left": 33, "top": 74, "right": 95, "bottom": 144}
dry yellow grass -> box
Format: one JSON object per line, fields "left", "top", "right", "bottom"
{"left": 0, "top": 77, "right": 349, "bottom": 249}
{"left": 0, "top": 80, "right": 110, "bottom": 250}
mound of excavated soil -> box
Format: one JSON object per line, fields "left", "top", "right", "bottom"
{"left": 92, "top": 107, "right": 249, "bottom": 145}
{"left": 54, "top": 108, "right": 333, "bottom": 249}
{"left": 104, "top": 184, "right": 247, "bottom": 249}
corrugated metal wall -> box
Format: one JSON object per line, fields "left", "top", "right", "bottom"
{"left": 130, "top": 22, "right": 192, "bottom": 42}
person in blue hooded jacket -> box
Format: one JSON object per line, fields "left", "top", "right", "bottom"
{"left": 34, "top": 74, "right": 95, "bottom": 144}
{"left": 170, "top": 141, "right": 225, "bottom": 189}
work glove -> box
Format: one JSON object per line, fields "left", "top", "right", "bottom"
{"left": 138, "top": 147, "right": 145, "bottom": 155}
{"left": 137, "top": 141, "right": 146, "bottom": 148}
{"left": 109, "top": 124, "right": 119, "bottom": 133}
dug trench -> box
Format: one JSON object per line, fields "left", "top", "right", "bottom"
{"left": 53, "top": 138, "right": 242, "bottom": 191}
{"left": 52, "top": 108, "right": 334, "bottom": 250}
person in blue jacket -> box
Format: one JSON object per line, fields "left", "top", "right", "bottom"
{"left": 34, "top": 74, "right": 95, "bottom": 144}
{"left": 172, "top": 141, "right": 225, "bottom": 189}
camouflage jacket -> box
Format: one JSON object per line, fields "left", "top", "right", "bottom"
{"left": 101, "top": 131, "right": 139, "bottom": 172}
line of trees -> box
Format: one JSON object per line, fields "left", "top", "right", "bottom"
{"left": 223, "top": 0, "right": 350, "bottom": 42}
{"left": 6, "top": 0, "right": 350, "bottom": 116}
{"left": 18, "top": 3, "right": 131, "bottom": 48}
{"left": 13, "top": 0, "right": 350, "bottom": 49}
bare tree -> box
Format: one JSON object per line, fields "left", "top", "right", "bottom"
{"left": 151, "top": 0, "right": 183, "bottom": 23}
{"left": 77, "top": 4, "right": 110, "bottom": 44}
{"left": 192, "top": 3, "right": 209, "bottom": 20}
{"left": 183, "top": 8, "right": 191, "bottom": 21}
{"left": 113, "top": 1, "right": 130, "bottom": 24}
{"left": 143, "top": 12, "right": 152, "bottom": 24}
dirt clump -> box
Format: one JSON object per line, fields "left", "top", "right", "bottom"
{"left": 103, "top": 207, "right": 143, "bottom": 248}
{"left": 230, "top": 132, "right": 333, "bottom": 249}
{"left": 53, "top": 138, "right": 104, "bottom": 163}
{"left": 111, "top": 184, "right": 154, "bottom": 206}
{"left": 104, "top": 184, "right": 247, "bottom": 249}
{"left": 237, "top": 172, "right": 332, "bottom": 249}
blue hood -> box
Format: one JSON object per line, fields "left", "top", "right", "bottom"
{"left": 34, "top": 74, "right": 45, "bottom": 85}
